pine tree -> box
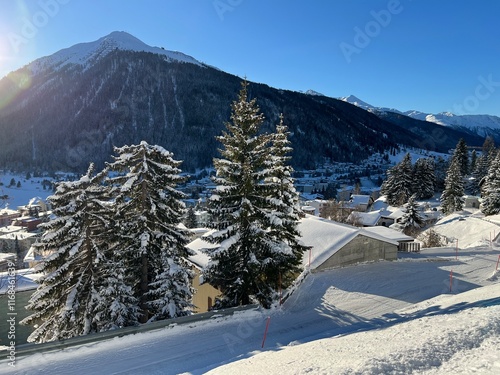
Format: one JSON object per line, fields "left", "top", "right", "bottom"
{"left": 205, "top": 82, "right": 299, "bottom": 308}
{"left": 469, "top": 154, "right": 489, "bottom": 196}
{"left": 381, "top": 153, "right": 413, "bottom": 206}
{"left": 412, "top": 158, "right": 435, "bottom": 199}
{"left": 105, "top": 142, "right": 192, "bottom": 323}
{"left": 454, "top": 138, "right": 469, "bottom": 176}
{"left": 400, "top": 194, "right": 424, "bottom": 236}
{"left": 470, "top": 149, "right": 477, "bottom": 173}
{"left": 440, "top": 158, "right": 464, "bottom": 215}
{"left": 261, "top": 114, "right": 308, "bottom": 305}
{"left": 480, "top": 152, "right": 500, "bottom": 215}
{"left": 184, "top": 206, "right": 198, "bottom": 228}
{"left": 21, "top": 164, "right": 115, "bottom": 343}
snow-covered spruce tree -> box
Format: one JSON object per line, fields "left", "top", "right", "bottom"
{"left": 440, "top": 157, "right": 464, "bottom": 215}
{"left": 468, "top": 154, "right": 489, "bottom": 196}
{"left": 412, "top": 158, "right": 435, "bottom": 199}
{"left": 381, "top": 153, "right": 413, "bottom": 206}
{"left": 480, "top": 151, "right": 500, "bottom": 215}
{"left": 21, "top": 164, "right": 121, "bottom": 343}
{"left": 261, "top": 114, "right": 308, "bottom": 304}
{"left": 453, "top": 138, "right": 469, "bottom": 176}
{"left": 106, "top": 142, "right": 193, "bottom": 323}
{"left": 399, "top": 194, "right": 424, "bottom": 236}
{"left": 204, "top": 82, "right": 304, "bottom": 308}
{"left": 184, "top": 206, "right": 198, "bottom": 229}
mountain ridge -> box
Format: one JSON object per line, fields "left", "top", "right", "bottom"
{"left": 27, "top": 31, "right": 204, "bottom": 74}
{"left": 0, "top": 32, "right": 488, "bottom": 172}
{"left": 340, "top": 94, "right": 500, "bottom": 139}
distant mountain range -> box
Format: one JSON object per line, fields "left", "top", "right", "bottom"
{"left": 0, "top": 32, "right": 489, "bottom": 172}
{"left": 341, "top": 95, "right": 500, "bottom": 139}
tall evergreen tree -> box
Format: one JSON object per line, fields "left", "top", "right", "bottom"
{"left": 204, "top": 83, "right": 305, "bottom": 308}
{"left": 105, "top": 142, "right": 192, "bottom": 323}
{"left": 262, "top": 114, "right": 308, "bottom": 304}
{"left": 440, "top": 158, "right": 464, "bottom": 215}
{"left": 381, "top": 153, "right": 413, "bottom": 206}
{"left": 480, "top": 152, "right": 500, "bottom": 215}
{"left": 470, "top": 149, "right": 477, "bottom": 173}
{"left": 412, "top": 158, "right": 435, "bottom": 199}
{"left": 21, "top": 164, "right": 117, "bottom": 343}
{"left": 453, "top": 138, "right": 469, "bottom": 176}
{"left": 433, "top": 156, "right": 449, "bottom": 191}
{"left": 184, "top": 206, "right": 198, "bottom": 229}
{"left": 482, "top": 136, "right": 496, "bottom": 159}
{"left": 469, "top": 154, "right": 489, "bottom": 196}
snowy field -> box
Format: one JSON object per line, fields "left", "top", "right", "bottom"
{"left": 0, "top": 171, "right": 53, "bottom": 209}
{"left": 1, "top": 172, "right": 499, "bottom": 374}
{"left": 1, "top": 235, "right": 499, "bottom": 374}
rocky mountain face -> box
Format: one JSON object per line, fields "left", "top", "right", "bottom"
{"left": 0, "top": 32, "right": 486, "bottom": 172}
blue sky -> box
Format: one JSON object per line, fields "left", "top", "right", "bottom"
{"left": 0, "top": 0, "right": 499, "bottom": 116}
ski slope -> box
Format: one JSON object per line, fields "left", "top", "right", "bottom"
{"left": 2, "top": 239, "right": 499, "bottom": 374}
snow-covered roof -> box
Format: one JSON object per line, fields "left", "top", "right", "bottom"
{"left": 0, "top": 270, "right": 41, "bottom": 294}
{"left": 298, "top": 216, "right": 398, "bottom": 269}
{"left": 363, "top": 226, "right": 414, "bottom": 242}
{"left": 350, "top": 195, "right": 371, "bottom": 205}
{"left": 186, "top": 233, "right": 218, "bottom": 269}
{"left": 371, "top": 197, "right": 388, "bottom": 211}
{"left": 349, "top": 211, "right": 381, "bottom": 226}
{"left": 0, "top": 208, "right": 18, "bottom": 216}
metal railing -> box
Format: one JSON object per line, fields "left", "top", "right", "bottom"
{"left": 1, "top": 304, "right": 259, "bottom": 359}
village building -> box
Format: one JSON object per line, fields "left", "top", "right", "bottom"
{"left": 298, "top": 215, "right": 399, "bottom": 271}
{"left": 185, "top": 234, "right": 221, "bottom": 313}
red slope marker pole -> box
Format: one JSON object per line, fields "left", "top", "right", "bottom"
{"left": 279, "top": 272, "right": 282, "bottom": 306}
{"left": 261, "top": 316, "right": 271, "bottom": 348}
{"left": 496, "top": 255, "right": 500, "bottom": 271}
{"left": 449, "top": 269, "right": 453, "bottom": 293}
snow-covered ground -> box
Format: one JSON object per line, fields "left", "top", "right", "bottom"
{"left": 1, "top": 174, "right": 499, "bottom": 374}
{"left": 1, "top": 235, "right": 498, "bottom": 374}
{"left": 0, "top": 171, "right": 52, "bottom": 209}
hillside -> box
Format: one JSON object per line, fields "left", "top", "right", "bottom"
{"left": 0, "top": 32, "right": 485, "bottom": 172}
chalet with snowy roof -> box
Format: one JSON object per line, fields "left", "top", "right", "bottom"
{"left": 347, "top": 210, "right": 382, "bottom": 227}
{"left": 0, "top": 208, "right": 20, "bottom": 227}
{"left": 347, "top": 194, "right": 374, "bottom": 212}
{"left": 298, "top": 215, "right": 398, "bottom": 271}
{"left": 185, "top": 234, "right": 221, "bottom": 313}
{"left": 363, "top": 226, "right": 419, "bottom": 252}
{"left": 464, "top": 196, "right": 480, "bottom": 209}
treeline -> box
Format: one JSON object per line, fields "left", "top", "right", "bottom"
{"left": 381, "top": 137, "right": 500, "bottom": 216}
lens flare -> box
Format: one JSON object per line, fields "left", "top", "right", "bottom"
{"left": 0, "top": 70, "right": 32, "bottom": 111}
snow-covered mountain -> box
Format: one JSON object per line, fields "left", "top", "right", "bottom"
{"left": 405, "top": 111, "right": 500, "bottom": 134}
{"left": 341, "top": 95, "right": 500, "bottom": 138}
{"left": 340, "top": 95, "right": 402, "bottom": 114}
{"left": 28, "top": 31, "right": 203, "bottom": 73}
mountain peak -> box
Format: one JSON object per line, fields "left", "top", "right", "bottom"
{"left": 29, "top": 31, "right": 202, "bottom": 72}
{"left": 340, "top": 95, "right": 375, "bottom": 111}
